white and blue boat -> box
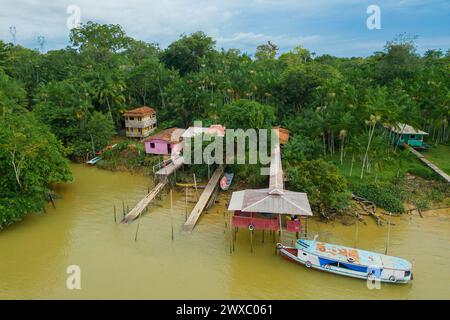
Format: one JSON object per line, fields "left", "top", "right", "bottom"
{"left": 277, "top": 239, "right": 413, "bottom": 284}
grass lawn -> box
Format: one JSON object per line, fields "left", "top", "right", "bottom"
{"left": 326, "top": 147, "right": 437, "bottom": 185}
{"left": 421, "top": 144, "right": 450, "bottom": 175}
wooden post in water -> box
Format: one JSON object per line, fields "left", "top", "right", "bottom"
{"left": 250, "top": 228, "right": 253, "bottom": 253}
{"left": 49, "top": 193, "right": 56, "bottom": 208}
{"left": 170, "top": 189, "right": 174, "bottom": 241}
{"left": 207, "top": 155, "right": 211, "bottom": 180}
{"left": 122, "top": 200, "right": 125, "bottom": 218}
{"left": 385, "top": 211, "right": 392, "bottom": 255}
{"left": 184, "top": 187, "right": 188, "bottom": 221}
{"left": 229, "top": 211, "right": 233, "bottom": 254}
{"left": 134, "top": 216, "right": 141, "bottom": 242}
{"left": 193, "top": 173, "right": 199, "bottom": 201}
{"left": 113, "top": 205, "right": 117, "bottom": 223}
{"left": 278, "top": 214, "right": 282, "bottom": 242}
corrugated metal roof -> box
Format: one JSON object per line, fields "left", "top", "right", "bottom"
{"left": 228, "top": 131, "right": 312, "bottom": 216}
{"left": 228, "top": 189, "right": 313, "bottom": 216}
{"left": 268, "top": 138, "right": 284, "bottom": 195}
{"left": 388, "top": 123, "right": 428, "bottom": 135}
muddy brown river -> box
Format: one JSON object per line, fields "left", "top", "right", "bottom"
{"left": 1, "top": 164, "right": 449, "bottom": 299}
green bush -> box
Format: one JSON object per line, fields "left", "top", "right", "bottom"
{"left": 350, "top": 181, "right": 405, "bottom": 213}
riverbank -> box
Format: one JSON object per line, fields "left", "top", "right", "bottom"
{"left": 1, "top": 163, "right": 449, "bottom": 299}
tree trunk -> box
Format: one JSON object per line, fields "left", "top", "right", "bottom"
{"left": 349, "top": 153, "right": 355, "bottom": 177}
{"left": 361, "top": 123, "right": 375, "bottom": 179}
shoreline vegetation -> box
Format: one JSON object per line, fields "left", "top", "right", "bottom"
{"left": 1, "top": 22, "right": 449, "bottom": 229}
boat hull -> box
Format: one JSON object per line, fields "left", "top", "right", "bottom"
{"left": 278, "top": 243, "right": 412, "bottom": 284}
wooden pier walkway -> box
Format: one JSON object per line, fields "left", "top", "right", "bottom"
{"left": 155, "top": 156, "right": 184, "bottom": 177}
{"left": 121, "top": 181, "right": 166, "bottom": 223}
{"left": 183, "top": 166, "right": 224, "bottom": 231}
{"left": 407, "top": 146, "right": 450, "bottom": 183}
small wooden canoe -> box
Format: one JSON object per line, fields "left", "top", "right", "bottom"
{"left": 220, "top": 172, "right": 234, "bottom": 191}
{"left": 86, "top": 156, "right": 102, "bottom": 165}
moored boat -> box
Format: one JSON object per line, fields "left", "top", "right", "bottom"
{"left": 277, "top": 239, "right": 413, "bottom": 284}
{"left": 86, "top": 156, "right": 102, "bottom": 165}
{"left": 220, "top": 172, "right": 234, "bottom": 191}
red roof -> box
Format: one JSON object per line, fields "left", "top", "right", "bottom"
{"left": 143, "top": 128, "right": 185, "bottom": 143}
{"left": 124, "top": 106, "right": 155, "bottom": 117}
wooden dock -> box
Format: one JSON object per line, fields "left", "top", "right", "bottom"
{"left": 155, "top": 156, "right": 184, "bottom": 177}
{"left": 121, "top": 182, "right": 167, "bottom": 223}
{"left": 408, "top": 146, "right": 450, "bottom": 183}
{"left": 183, "top": 167, "right": 224, "bottom": 231}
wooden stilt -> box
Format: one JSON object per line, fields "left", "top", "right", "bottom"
{"left": 134, "top": 216, "right": 141, "bottom": 242}
{"left": 278, "top": 214, "right": 282, "bottom": 242}
{"left": 250, "top": 229, "right": 253, "bottom": 253}
{"left": 114, "top": 205, "right": 117, "bottom": 223}
{"left": 170, "top": 189, "right": 174, "bottom": 241}
{"left": 229, "top": 211, "right": 233, "bottom": 254}
{"left": 185, "top": 187, "right": 188, "bottom": 221}
{"left": 49, "top": 193, "right": 56, "bottom": 208}
{"left": 193, "top": 174, "right": 199, "bottom": 201}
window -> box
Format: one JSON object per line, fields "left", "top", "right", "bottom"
{"left": 138, "top": 117, "right": 142, "bottom": 121}
{"left": 410, "top": 135, "right": 415, "bottom": 140}
{"left": 150, "top": 142, "right": 155, "bottom": 148}
{"left": 129, "top": 117, "right": 134, "bottom": 121}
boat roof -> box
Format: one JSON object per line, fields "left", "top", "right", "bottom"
{"left": 298, "top": 240, "right": 412, "bottom": 270}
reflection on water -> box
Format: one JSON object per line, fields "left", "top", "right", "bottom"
{"left": 0, "top": 164, "right": 449, "bottom": 299}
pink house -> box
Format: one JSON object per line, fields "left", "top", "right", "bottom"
{"left": 144, "top": 128, "right": 185, "bottom": 155}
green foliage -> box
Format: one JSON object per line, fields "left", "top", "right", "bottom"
{"left": 2, "top": 23, "right": 449, "bottom": 226}
{"left": 220, "top": 99, "right": 275, "bottom": 129}
{"left": 162, "top": 31, "right": 216, "bottom": 75}
{"left": 377, "top": 34, "right": 420, "bottom": 83}
{"left": 97, "top": 140, "right": 159, "bottom": 173}
{"left": 286, "top": 159, "right": 351, "bottom": 215}
{"left": 70, "top": 111, "right": 116, "bottom": 158}
{"left": 350, "top": 181, "right": 405, "bottom": 213}
{"left": 70, "top": 22, "right": 131, "bottom": 52}
{"left": 0, "top": 102, "right": 72, "bottom": 228}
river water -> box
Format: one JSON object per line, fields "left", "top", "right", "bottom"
{"left": 1, "top": 164, "right": 449, "bottom": 299}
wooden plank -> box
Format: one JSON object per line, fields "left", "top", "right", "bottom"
{"left": 183, "top": 167, "right": 224, "bottom": 231}
{"left": 121, "top": 181, "right": 166, "bottom": 223}
{"left": 408, "top": 146, "right": 450, "bottom": 183}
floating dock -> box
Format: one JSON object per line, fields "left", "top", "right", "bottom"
{"left": 407, "top": 145, "right": 450, "bottom": 183}
{"left": 183, "top": 166, "right": 224, "bottom": 231}
{"left": 121, "top": 182, "right": 166, "bottom": 223}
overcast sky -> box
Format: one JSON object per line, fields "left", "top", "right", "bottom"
{"left": 0, "top": 0, "right": 448, "bottom": 57}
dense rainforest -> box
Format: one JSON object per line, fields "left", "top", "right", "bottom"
{"left": 0, "top": 22, "right": 449, "bottom": 228}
